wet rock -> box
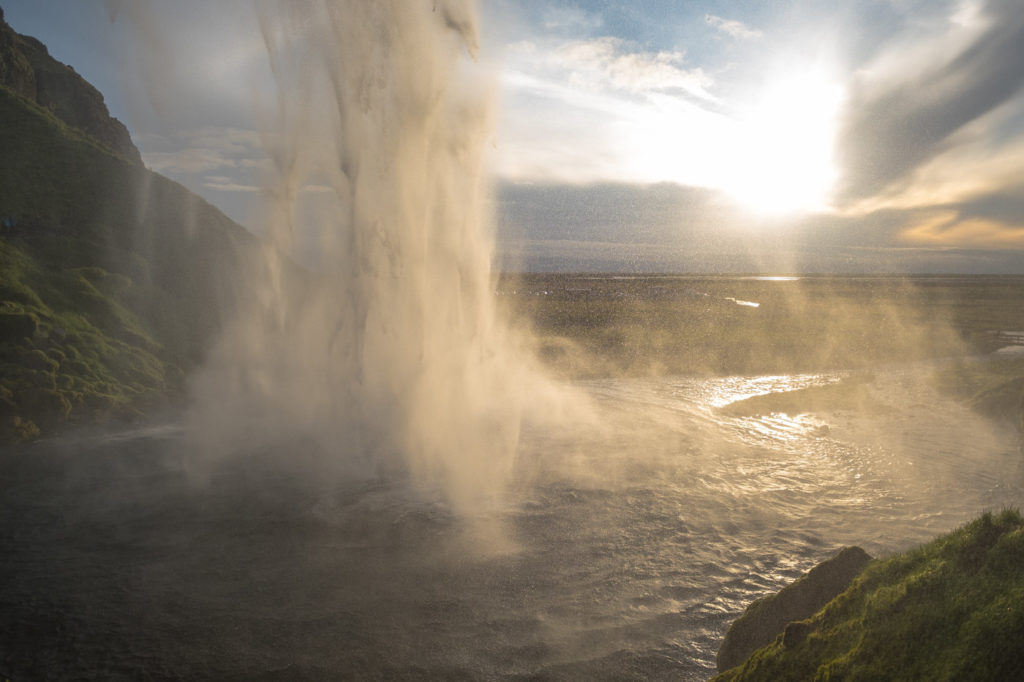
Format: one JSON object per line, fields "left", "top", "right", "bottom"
{"left": 716, "top": 546, "right": 871, "bottom": 672}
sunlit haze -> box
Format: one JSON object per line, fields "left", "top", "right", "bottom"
{"left": 6, "top": 0, "right": 1024, "bottom": 272}
{"left": 4, "top": 2, "right": 1024, "bottom": 679}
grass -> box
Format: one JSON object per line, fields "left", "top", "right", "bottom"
{"left": 0, "top": 236, "right": 170, "bottom": 440}
{"left": 713, "top": 509, "right": 1024, "bottom": 681}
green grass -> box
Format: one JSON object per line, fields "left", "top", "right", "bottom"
{"left": 0, "top": 236, "right": 170, "bottom": 440}
{"left": 714, "top": 509, "right": 1024, "bottom": 681}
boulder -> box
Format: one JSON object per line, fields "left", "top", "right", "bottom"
{"left": 717, "top": 546, "right": 871, "bottom": 673}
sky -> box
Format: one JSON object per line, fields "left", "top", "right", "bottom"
{"left": 4, "top": 0, "right": 1024, "bottom": 273}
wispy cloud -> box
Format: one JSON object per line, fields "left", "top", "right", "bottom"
{"left": 140, "top": 127, "right": 265, "bottom": 174}
{"left": 824, "top": 0, "right": 1024, "bottom": 253}
{"left": 203, "top": 176, "right": 260, "bottom": 193}
{"left": 902, "top": 210, "right": 1024, "bottom": 248}
{"left": 143, "top": 149, "right": 235, "bottom": 175}
{"left": 705, "top": 14, "right": 762, "bottom": 40}
{"left": 138, "top": 126, "right": 270, "bottom": 209}
{"left": 836, "top": 0, "right": 1024, "bottom": 206}
{"left": 516, "top": 37, "right": 716, "bottom": 102}
{"left": 495, "top": 35, "right": 732, "bottom": 187}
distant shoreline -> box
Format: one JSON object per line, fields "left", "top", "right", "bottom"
{"left": 497, "top": 271, "right": 1024, "bottom": 281}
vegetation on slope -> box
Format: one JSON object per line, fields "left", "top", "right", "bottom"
{"left": 714, "top": 509, "right": 1024, "bottom": 681}
{"left": 0, "top": 19, "right": 258, "bottom": 442}
{"left": 717, "top": 547, "right": 873, "bottom": 673}
{"left": 0, "top": 240, "right": 168, "bottom": 441}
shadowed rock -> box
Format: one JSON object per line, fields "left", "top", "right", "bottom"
{"left": 717, "top": 546, "right": 872, "bottom": 673}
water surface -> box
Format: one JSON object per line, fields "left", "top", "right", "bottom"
{"left": 2, "top": 366, "right": 1021, "bottom": 680}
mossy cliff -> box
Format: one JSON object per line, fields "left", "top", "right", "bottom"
{"left": 0, "top": 9, "right": 259, "bottom": 442}
{"left": 714, "top": 509, "right": 1024, "bottom": 681}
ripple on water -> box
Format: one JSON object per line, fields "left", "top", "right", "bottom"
{"left": 1, "top": 366, "right": 1022, "bottom": 679}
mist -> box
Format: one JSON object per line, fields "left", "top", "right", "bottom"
{"left": 103, "top": 0, "right": 1024, "bottom": 578}
{"left": 3, "top": 1, "right": 1024, "bottom": 679}
{"left": 140, "top": 0, "right": 575, "bottom": 515}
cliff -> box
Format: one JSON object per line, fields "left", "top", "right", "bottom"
{"left": 0, "top": 6, "right": 140, "bottom": 164}
{"left": 0, "top": 11, "right": 261, "bottom": 441}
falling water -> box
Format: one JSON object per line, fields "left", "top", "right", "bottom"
{"left": 182, "top": 0, "right": 554, "bottom": 514}
{"left": 7, "top": 4, "right": 1012, "bottom": 680}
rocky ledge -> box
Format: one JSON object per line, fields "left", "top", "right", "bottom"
{"left": 716, "top": 546, "right": 872, "bottom": 673}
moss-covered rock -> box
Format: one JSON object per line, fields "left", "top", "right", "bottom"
{"left": 714, "top": 510, "right": 1024, "bottom": 681}
{"left": 717, "top": 546, "right": 872, "bottom": 673}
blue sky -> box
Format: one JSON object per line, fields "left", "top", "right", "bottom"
{"left": 5, "top": 0, "right": 1024, "bottom": 273}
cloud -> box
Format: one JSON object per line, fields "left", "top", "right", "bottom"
{"left": 496, "top": 37, "right": 728, "bottom": 185}
{"left": 525, "top": 37, "right": 716, "bottom": 102}
{"left": 301, "top": 184, "right": 336, "bottom": 194}
{"left": 135, "top": 125, "right": 270, "bottom": 225}
{"left": 203, "top": 176, "right": 260, "bottom": 193}
{"left": 143, "top": 148, "right": 236, "bottom": 175}
{"left": 494, "top": 180, "right": 1024, "bottom": 274}
{"left": 825, "top": 0, "right": 1024, "bottom": 255}
{"left": 835, "top": 0, "right": 1024, "bottom": 205}
{"left": 705, "top": 15, "right": 762, "bottom": 40}
{"left": 902, "top": 210, "right": 1024, "bottom": 248}
{"left": 139, "top": 126, "right": 265, "bottom": 174}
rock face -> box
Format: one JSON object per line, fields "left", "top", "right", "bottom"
{"left": 0, "top": 9, "right": 266, "bottom": 440}
{"left": 716, "top": 546, "right": 872, "bottom": 673}
{"left": 0, "top": 6, "right": 141, "bottom": 164}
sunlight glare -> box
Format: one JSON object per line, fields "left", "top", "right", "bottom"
{"left": 723, "top": 69, "right": 843, "bottom": 215}
{"left": 612, "top": 66, "right": 844, "bottom": 218}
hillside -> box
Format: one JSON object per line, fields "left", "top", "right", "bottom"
{"left": 0, "top": 11, "right": 260, "bottom": 442}
{"left": 714, "top": 510, "right": 1024, "bottom": 681}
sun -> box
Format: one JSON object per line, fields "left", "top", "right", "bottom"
{"left": 617, "top": 65, "right": 844, "bottom": 217}
{"left": 720, "top": 70, "right": 843, "bottom": 216}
